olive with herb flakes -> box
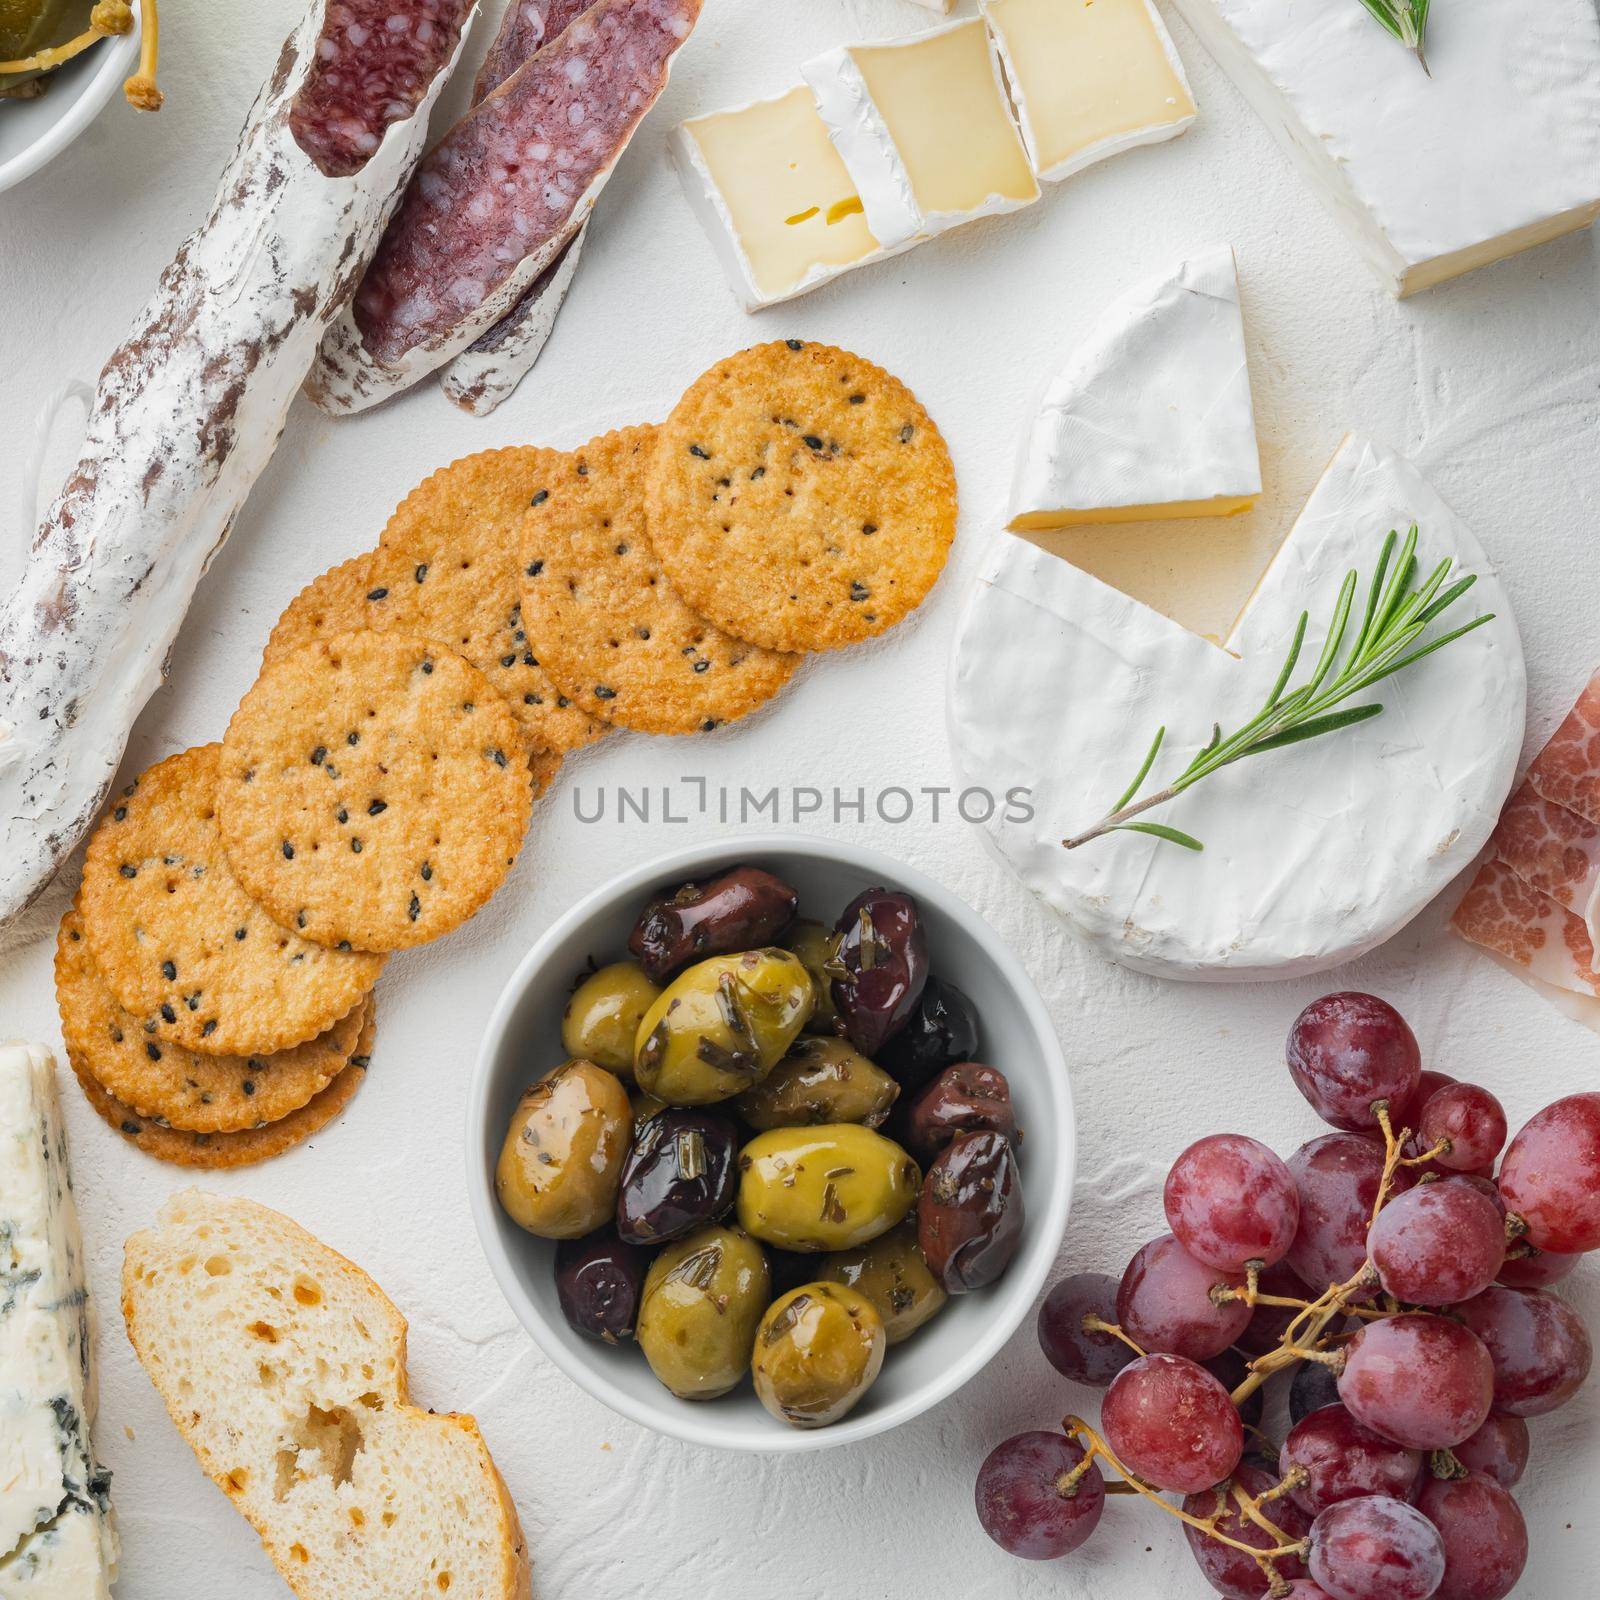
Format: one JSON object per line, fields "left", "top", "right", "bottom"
{"left": 899, "top": 1063, "right": 1019, "bottom": 1166}
{"left": 877, "top": 975, "right": 979, "bottom": 1091}
{"left": 633, "top": 948, "right": 814, "bottom": 1105}
{"left": 782, "top": 919, "right": 846, "bottom": 1035}
{"left": 817, "top": 1221, "right": 947, "bottom": 1345}
{"left": 636, "top": 1224, "right": 770, "bottom": 1400}
{"left": 561, "top": 962, "right": 661, "bottom": 1079}
{"left": 736, "top": 1124, "right": 921, "bottom": 1253}
{"left": 733, "top": 1036, "right": 900, "bottom": 1131}
{"left": 831, "top": 888, "right": 928, "bottom": 1056}
{"left": 555, "top": 1228, "right": 651, "bottom": 1344}
{"left": 917, "top": 1130, "right": 1024, "bottom": 1294}
{"left": 752, "top": 1282, "right": 886, "bottom": 1429}
{"left": 628, "top": 865, "right": 800, "bottom": 983}
{"left": 616, "top": 1108, "right": 738, "bottom": 1244}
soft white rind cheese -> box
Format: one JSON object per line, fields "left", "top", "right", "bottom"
{"left": 950, "top": 437, "right": 1526, "bottom": 981}
{"left": 1168, "top": 0, "right": 1600, "bottom": 296}
{"left": 1009, "top": 244, "right": 1260, "bottom": 529}
{"left": 0, "top": 1044, "right": 116, "bottom": 1598}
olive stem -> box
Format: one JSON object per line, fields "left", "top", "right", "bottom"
{"left": 1082, "top": 1314, "right": 1147, "bottom": 1358}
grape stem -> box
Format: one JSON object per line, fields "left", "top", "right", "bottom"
{"left": 1082, "top": 1314, "right": 1148, "bottom": 1358}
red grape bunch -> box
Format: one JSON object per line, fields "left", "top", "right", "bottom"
{"left": 975, "top": 991, "right": 1597, "bottom": 1599}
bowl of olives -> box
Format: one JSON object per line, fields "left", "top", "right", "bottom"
{"left": 467, "top": 836, "right": 1074, "bottom": 1451}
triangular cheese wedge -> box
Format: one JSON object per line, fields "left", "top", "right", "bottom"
{"left": 954, "top": 436, "right": 1525, "bottom": 981}
{"left": 1009, "top": 245, "right": 1261, "bottom": 531}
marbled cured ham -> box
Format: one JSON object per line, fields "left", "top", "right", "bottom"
{"left": 309, "top": 0, "right": 701, "bottom": 414}
{"left": 0, "top": 0, "right": 472, "bottom": 933}
{"left": 1488, "top": 779, "right": 1600, "bottom": 949}
{"left": 1526, "top": 668, "right": 1600, "bottom": 825}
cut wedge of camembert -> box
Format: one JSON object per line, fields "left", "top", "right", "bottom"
{"left": 0, "top": 1043, "right": 117, "bottom": 1597}
{"left": 950, "top": 437, "right": 1526, "bottom": 981}
{"left": 1168, "top": 0, "right": 1600, "bottom": 296}
{"left": 1009, "top": 244, "right": 1260, "bottom": 531}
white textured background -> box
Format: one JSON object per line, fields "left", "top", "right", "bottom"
{"left": 2, "top": 1, "right": 1597, "bottom": 1595}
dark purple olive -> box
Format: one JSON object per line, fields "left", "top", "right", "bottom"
{"left": 899, "top": 1063, "right": 1018, "bottom": 1165}
{"left": 877, "top": 975, "right": 979, "bottom": 1090}
{"left": 831, "top": 888, "right": 928, "bottom": 1056}
{"left": 916, "top": 1130, "right": 1024, "bottom": 1294}
{"left": 615, "top": 1109, "right": 738, "bottom": 1245}
{"left": 554, "top": 1229, "right": 650, "bottom": 1344}
{"left": 628, "top": 866, "right": 799, "bottom": 983}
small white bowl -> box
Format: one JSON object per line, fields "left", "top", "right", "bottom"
{"left": 0, "top": 9, "right": 139, "bottom": 197}
{"left": 467, "top": 834, "right": 1075, "bottom": 1452}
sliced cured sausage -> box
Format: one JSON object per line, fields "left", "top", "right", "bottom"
{"left": 309, "top": 0, "right": 701, "bottom": 414}
{"left": 471, "top": 0, "right": 590, "bottom": 101}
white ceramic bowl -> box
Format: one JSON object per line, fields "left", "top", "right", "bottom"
{"left": 0, "top": 10, "right": 139, "bottom": 197}
{"left": 467, "top": 834, "right": 1075, "bottom": 1452}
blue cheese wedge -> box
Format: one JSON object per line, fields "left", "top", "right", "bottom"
{"left": 0, "top": 1043, "right": 117, "bottom": 1599}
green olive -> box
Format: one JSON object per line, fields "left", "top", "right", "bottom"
{"left": 752, "top": 1282, "right": 885, "bottom": 1428}
{"left": 783, "top": 920, "right": 844, "bottom": 1035}
{"left": 494, "top": 1060, "right": 632, "bottom": 1239}
{"left": 561, "top": 962, "right": 661, "bottom": 1079}
{"left": 733, "top": 1037, "right": 900, "bottom": 1131}
{"left": 633, "top": 949, "right": 814, "bottom": 1106}
{"left": 735, "top": 1125, "right": 921, "bottom": 1253}
{"left": 817, "top": 1221, "right": 948, "bottom": 1345}
{"left": 636, "top": 1224, "right": 770, "bottom": 1400}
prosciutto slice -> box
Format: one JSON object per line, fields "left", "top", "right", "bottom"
{"left": 1452, "top": 858, "right": 1600, "bottom": 997}
{"left": 1489, "top": 779, "right": 1600, "bottom": 952}
{"left": 0, "top": 0, "right": 472, "bottom": 932}
{"left": 1527, "top": 668, "right": 1600, "bottom": 824}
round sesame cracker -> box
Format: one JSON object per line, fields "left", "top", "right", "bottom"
{"left": 644, "top": 341, "right": 958, "bottom": 652}
{"left": 518, "top": 424, "right": 801, "bottom": 734}
{"left": 67, "top": 1010, "right": 373, "bottom": 1169}
{"left": 55, "top": 900, "right": 369, "bottom": 1134}
{"left": 376, "top": 447, "right": 610, "bottom": 752}
{"left": 219, "top": 630, "right": 534, "bottom": 953}
{"left": 78, "top": 746, "right": 383, "bottom": 1056}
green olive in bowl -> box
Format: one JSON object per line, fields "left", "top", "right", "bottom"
{"left": 633, "top": 949, "right": 814, "bottom": 1105}
{"left": 752, "top": 1283, "right": 885, "bottom": 1428}
{"left": 733, "top": 1036, "right": 899, "bottom": 1131}
{"left": 735, "top": 1124, "right": 921, "bottom": 1253}
{"left": 636, "top": 1224, "right": 770, "bottom": 1400}
{"left": 782, "top": 919, "right": 845, "bottom": 1035}
{"left": 817, "top": 1222, "right": 948, "bottom": 1344}
{"left": 561, "top": 962, "right": 661, "bottom": 1079}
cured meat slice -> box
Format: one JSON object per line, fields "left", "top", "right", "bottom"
{"left": 0, "top": 0, "right": 472, "bottom": 932}
{"left": 291, "top": 0, "right": 473, "bottom": 176}
{"left": 1452, "top": 858, "right": 1600, "bottom": 1014}
{"left": 310, "top": 0, "right": 701, "bottom": 413}
{"left": 1526, "top": 667, "right": 1600, "bottom": 826}
{"left": 472, "top": 0, "right": 590, "bottom": 100}
{"left": 1490, "top": 779, "right": 1600, "bottom": 954}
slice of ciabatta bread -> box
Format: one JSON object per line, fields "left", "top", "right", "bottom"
{"left": 122, "top": 1191, "right": 530, "bottom": 1600}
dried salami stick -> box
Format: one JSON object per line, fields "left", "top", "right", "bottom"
{"left": 471, "top": 0, "right": 590, "bottom": 101}
{"left": 309, "top": 0, "right": 701, "bottom": 415}
{"left": 0, "top": 0, "right": 473, "bottom": 932}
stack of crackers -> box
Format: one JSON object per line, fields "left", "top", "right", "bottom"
{"left": 53, "top": 341, "right": 957, "bottom": 1168}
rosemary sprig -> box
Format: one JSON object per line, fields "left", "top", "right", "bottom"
{"left": 1356, "top": 0, "right": 1432, "bottom": 75}
{"left": 1061, "top": 525, "right": 1492, "bottom": 853}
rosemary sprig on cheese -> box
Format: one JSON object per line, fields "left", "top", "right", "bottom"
{"left": 1063, "top": 525, "right": 1491, "bottom": 853}
{"left": 1356, "top": 0, "right": 1432, "bottom": 75}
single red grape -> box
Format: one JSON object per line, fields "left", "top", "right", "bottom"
{"left": 1181, "top": 1462, "right": 1309, "bottom": 1598}
{"left": 1280, "top": 1403, "right": 1423, "bottom": 1517}
{"left": 1101, "top": 1353, "right": 1243, "bottom": 1493}
{"left": 1443, "top": 1173, "right": 1506, "bottom": 1218}
{"left": 1453, "top": 1284, "right": 1593, "bottom": 1416}
{"left": 1236, "top": 1261, "right": 1313, "bottom": 1356}
{"left": 1202, "top": 1347, "right": 1264, "bottom": 1430}
{"left": 1037, "top": 1272, "right": 1136, "bottom": 1388}
{"left": 1286, "top": 1134, "right": 1413, "bottom": 1296}
{"left": 974, "top": 1430, "right": 1104, "bottom": 1559}
{"left": 1498, "top": 1091, "right": 1600, "bottom": 1253}
{"left": 1165, "top": 1134, "right": 1301, "bottom": 1273}
{"left": 1367, "top": 1183, "right": 1506, "bottom": 1306}
{"left": 1496, "top": 1244, "right": 1580, "bottom": 1289}
{"left": 1418, "top": 1084, "right": 1507, "bottom": 1173}
{"left": 1291, "top": 1359, "right": 1344, "bottom": 1425}
{"left": 1338, "top": 1314, "right": 1494, "bottom": 1449}
{"left": 1396, "top": 1069, "right": 1458, "bottom": 1130}
{"left": 1451, "top": 1412, "right": 1529, "bottom": 1489}
{"left": 1282, "top": 1585, "right": 1336, "bottom": 1599}
{"left": 1116, "top": 1234, "right": 1251, "bottom": 1361}
{"left": 1416, "top": 1473, "right": 1528, "bottom": 1600}
{"left": 1308, "top": 1495, "right": 1445, "bottom": 1600}
{"left": 1287, "top": 994, "right": 1421, "bottom": 1132}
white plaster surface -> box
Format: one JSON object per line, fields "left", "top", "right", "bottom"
{"left": 1, "top": 2, "right": 1597, "bottom": 1595}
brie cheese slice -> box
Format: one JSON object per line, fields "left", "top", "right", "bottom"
{"left": 949, "top": 437, "right": 1526, "bottom": 981}
{"left": 981, "top": 0, "right": 1196, "bottom": 182}
{"left": 0, "top": 1044, "right": 117, "bottom": 1598}
{"left": 1010, "top": 244, "right": 1260, "bottom": 531}
{"left": 1168, "top": 0, "right": 1600, "bottom": 296}
{"left": 803, "top": 18, "right": 1039, "bottom": 248}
